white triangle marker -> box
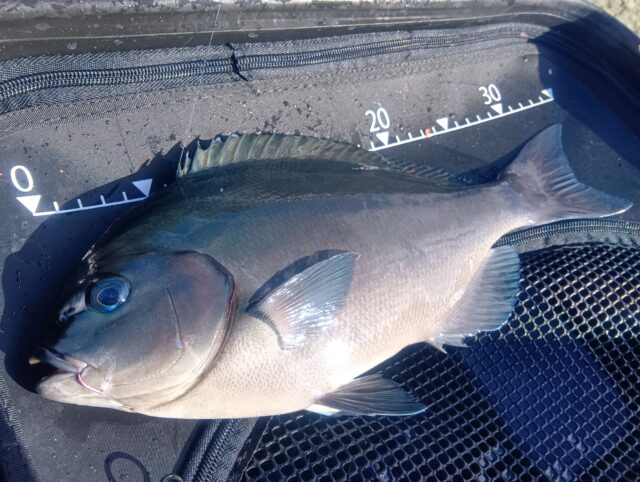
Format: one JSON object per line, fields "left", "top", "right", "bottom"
{"left": 375, "top": 132, "right": 389, "bottom": 146}
{"left": 132, "top": 179, "right": 153, "bottom": 197}
{"left": 490, "top": 103, "right": 503, "bottom": 115}
{"left": 436, "top": 118, "right": 449, "bottom": 130}
{"left": 541, "top": 88, "right": 554, "bottom": 98}
{"left": 17, "top": 195, "right": 41, "bottom": 214}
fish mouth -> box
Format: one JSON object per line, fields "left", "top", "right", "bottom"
{"left": 30, "top": 346, "right": 106, "bottom": 395}
{"left": 29, "top": 346, "right": 88, "bottom": 374}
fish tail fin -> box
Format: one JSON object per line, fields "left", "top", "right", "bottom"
{"left": 501, "top": 124, "right": 632, "bottom": 223}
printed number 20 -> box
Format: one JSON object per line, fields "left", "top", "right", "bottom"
{"left": 479, "top": 84, "right": 501, "bottom": 105}
{"left": 366, "top": 107, "right": 390, "bottom": 132}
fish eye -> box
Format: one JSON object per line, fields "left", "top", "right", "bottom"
{"left": 89, "top": 276, "right": 130, "bottom": 313}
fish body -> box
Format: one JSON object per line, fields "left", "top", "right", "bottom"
{"left": 146, "top": 187, "right": 519, "bottom": 418}
{"left": 35, "top": 125, "right": 631, "bottom": 418}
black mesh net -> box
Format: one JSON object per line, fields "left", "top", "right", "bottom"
{"left": 235, "top": 243, "right": 640, "bottom": 481}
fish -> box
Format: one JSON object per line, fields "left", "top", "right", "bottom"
{"left": 32, "top": 124, "right": 631, "bottom": 419}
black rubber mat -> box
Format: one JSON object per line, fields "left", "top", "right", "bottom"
{"left": 235, "top": 243, "right": 640, "bottom": 481}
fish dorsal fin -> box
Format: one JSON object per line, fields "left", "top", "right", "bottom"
{"left": 381, "top": 157, "right": 463, "bottom": 185}
{"left": 178, "top": 134, "right": 383, "bottom": 176}
{"left": 246, "top": 251, "right": 359, "bottom": 349}
{"left": 306, "top": 374, "right": 427, "bottom": 416}
{"left": 431, "top": 245, "right": 521, "bottom": 351}
{"left": 177, "top": 134, "right": 466, "bottom": 187}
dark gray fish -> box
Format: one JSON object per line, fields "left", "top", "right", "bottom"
{"left": 33, "top": 125, "right": 631, "bottom": 418}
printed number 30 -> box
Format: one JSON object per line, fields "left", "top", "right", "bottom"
{"left": 365, "top": 107, "right": 390, "bottom": 133}
{"left": 479, "top": 84, "right": 501, "bottom": 105}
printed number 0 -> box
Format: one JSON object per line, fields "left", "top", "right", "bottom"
{"left": 479, "top": 84, "right": 501, "bottom": 105}
{"left": 10, "top": 165, "right": 34, "bottom": 192}
{"left": 366, "top": 107, "right": 390, "bottom": 132}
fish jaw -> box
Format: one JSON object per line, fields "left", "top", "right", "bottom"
{"left": 36, "top": 367, "right": 130, "bottom": 411}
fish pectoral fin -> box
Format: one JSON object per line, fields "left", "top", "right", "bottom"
{"left": 246, "top": 251, "right": 359, "bottom": 349}
{"left": 431, "top": 245, "right": 521, "bottom": 352}
{"left": 306, "top": 374, "right": 427, "bottom": 417}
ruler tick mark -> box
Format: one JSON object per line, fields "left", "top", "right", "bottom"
{"left": 368, "top": 88, "right": 555, "bottom": 152}
{"left": 21, "top": 178, "right": 154, "bottom": 217}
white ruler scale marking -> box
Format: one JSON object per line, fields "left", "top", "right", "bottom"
{"left": 14, "top": 88, "right": 554, "bottom": 217}
{"left": 15, "top": 178, "right": 153, "bottom": 217}
{"left": 368, "top": 88, "right": 554, "bottom": 152}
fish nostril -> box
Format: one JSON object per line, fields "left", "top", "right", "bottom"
{"left": 57, "top": 290, "right": 87, "bottom": 323}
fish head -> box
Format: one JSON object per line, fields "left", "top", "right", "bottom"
{"left": 34, "top": 251, "right": 235, "bottom": 412}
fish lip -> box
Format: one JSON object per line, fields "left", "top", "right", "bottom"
{"left": 37, "top": 371, "right": 75, "bottom": 386}
{"left": 34, "top": 350, "right": 107, "bottom": 398}
{"left": 36, "top": 371, "right": 107, "bottom": 400}
{"left": 31, "top": 346, "right": 88, "bottom": 374}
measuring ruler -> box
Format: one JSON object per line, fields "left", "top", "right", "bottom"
{"left": 9, "top": 84, "right": 554, "bottom": 218}
{"left": 11, "top": 171, "right": 153, "bottom": 217}
{"left": 366, "top": 86, "right": 554, "bottom": 151}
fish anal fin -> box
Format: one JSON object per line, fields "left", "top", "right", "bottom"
{"left": 246, "top": 251, "right": 359, "bottom": 349}
{"left": 306, "top": 374, "right": 426, "bottom": 417}
{"left": 431, "top": 245, "right": 520, "bottom": 351}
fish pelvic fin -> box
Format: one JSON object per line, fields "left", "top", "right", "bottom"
{"left": 501, "top": 124, "right": 632, "bottom": 223}
{"left": 306, "top": 374, "right": 427, "bottom": 417}
{"left": 431, "top": 246, "right": 520, "bottom": 351}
